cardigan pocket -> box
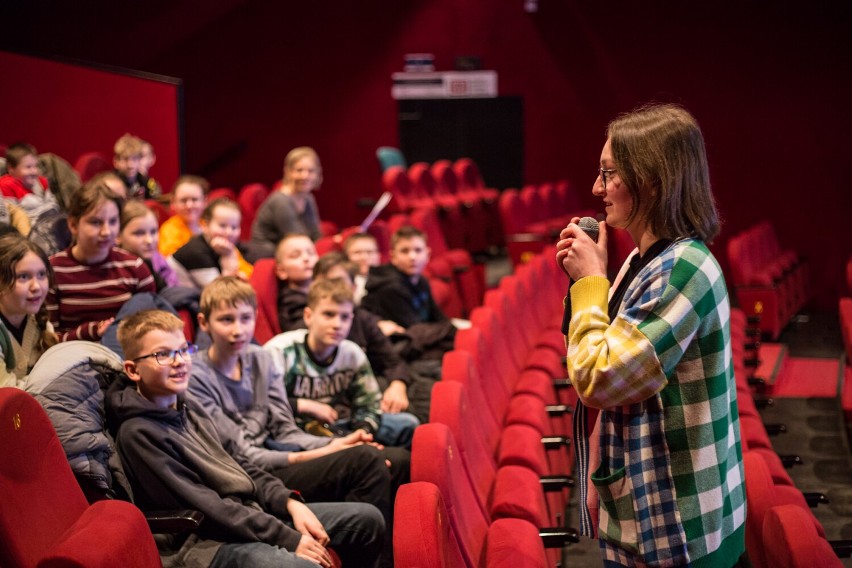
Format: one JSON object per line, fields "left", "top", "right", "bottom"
{"left": 591, "top": 463, "right": 639, "bottom": 555}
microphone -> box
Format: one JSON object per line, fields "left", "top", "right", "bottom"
{"left": 561, "top": 217, "right": 600, "bottom": 334}
{"left": 577, "top": 216, "right": 600, "bottom": 244}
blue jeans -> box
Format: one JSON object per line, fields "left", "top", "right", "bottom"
{"left": 209, "top": 502, "right": 384, "bottom": 568}
{"left": 335, "top": 412, "right": 419, "bottom": 449}
{"left": 375, "top": 412, "right": 419, "bottom": 449}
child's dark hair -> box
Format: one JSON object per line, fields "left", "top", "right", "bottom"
{"left": 201, "top": 198, "right": 240, "bottom": 223}
{"left": 5, "top": 142, "right": 38, "bottom": 168}
{"left": 391, "top": 225, "right": 427, "bottom": 248}
{"left": 0, "top": 233, "right": 57, "bottom": 351}
{"left": 313, "top": 251, "right": 358, "bottom": 281}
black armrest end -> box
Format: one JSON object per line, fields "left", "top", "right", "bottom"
{"left": 540, "top": 475, "right": 575, "bottom": 492}
{"left": 540, "top": 526, "right": 580, "bottom": 547}
{"left": 147, "top": 510, "right": 205, "bottom": 533}
{"left": 803, "top": 492, "right": 829, "bottom": 507}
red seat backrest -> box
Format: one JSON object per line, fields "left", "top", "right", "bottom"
{"left": 393, "top": 481, "right": 467, "bottom": 568}
{"left": 238, "top": 183, "right": 271, "bottom": 239}
{"left": 73, "top": 151, "right": 111, "bottom": 183}
{"left": 249, "top": 258, "right": 281, "bottom": 344}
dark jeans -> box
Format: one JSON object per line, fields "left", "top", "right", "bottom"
{"left": 210, "top": 502, "right": 384, "bottom": 568}
{"left": 271, "top": 445, "right": 391, "bottom": 522}
{"left": 270, "top": 444, "right": 410, "bottom": 568}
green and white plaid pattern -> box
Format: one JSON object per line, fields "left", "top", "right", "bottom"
{"left": 568, "top": 239, "right": 746, "bottom": 567}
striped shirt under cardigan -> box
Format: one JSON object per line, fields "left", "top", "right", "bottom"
{"left": 567, "top": 238, "right": 745, "bottom": 567}
{"left": 47, "top": 247, "right": 155, "bottom": 341}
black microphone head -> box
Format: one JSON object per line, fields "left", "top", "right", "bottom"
{"left": 578, "top": 216, "right": 599, "bottom": 242}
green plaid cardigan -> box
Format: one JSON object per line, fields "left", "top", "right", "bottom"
{"left": 567, "top": 238, "right": 746, "bottom": 567}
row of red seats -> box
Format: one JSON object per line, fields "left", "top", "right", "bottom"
{"left": 382, "top": 158, "right": 501, "bottom": 254}
{"left": 839, "top": 256, "right": 852, "bottom": 369}
{"left": 497, "top": 181, "right": 595, "bottom": 266}
{"left": 395, "top": 249, "right": 579, "bottom": 566}
{"left": 727, "top": 220, "right": 810, "bottom": 339}
{"left": 732, "top": 307, "right": 848, "bottom": 567}
{"left": 312, "top": 206, "right": 486, "bottom": 319}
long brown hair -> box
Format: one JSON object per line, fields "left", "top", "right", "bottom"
{"left": 0, "top": 233, "right": 58, "bottom": 351}
{"left": 607, "top": 103, "right": 720, "bottom": 243}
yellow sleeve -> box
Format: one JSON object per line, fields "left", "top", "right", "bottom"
{"left": 565, "top": 276, "right": 667, "bottom": 409}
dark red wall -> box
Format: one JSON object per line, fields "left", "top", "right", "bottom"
{"left": 2, "top": 1, "right": 850, "bottom": 307}
{"left": 0, "top": 51, "right": 182, "bottom": 187}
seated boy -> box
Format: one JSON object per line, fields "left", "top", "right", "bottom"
{"left": 342, "top": 232, "right": 381, "bottom": 305}
{"left": 168, "top": 198, "right": 253, "bottom": 291}
{"left": 107, "top": 309, "right": 383, "bottom": 567}
{"left": 112, "top": 133, "right": 161, "bottom": 200}
{"left": 275, "top": 233, "right": 319, "bottom": 332}
{"left": 0, "top": 142, "right": 60, "bottom": 226}
{"left": 159, "top": 175, "right": 209, "bottom": 257}
{"left": 313, "top": 253, "right": 414, "bottom": 417}
{"left": 361, "top": 225, "right": 456, "bottom": 365}
{"left": 264, "top": 279, "right": 419, "bottom": 449}
{"left": 188, "top": 276, "right": 407, "bottom": 557}
{"left": 275, "top": 236, "right": 416, "bottom": 419}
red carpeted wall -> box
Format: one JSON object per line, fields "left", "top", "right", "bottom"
{"left": 1, "top": 1, "right": 849, "bottom": 308}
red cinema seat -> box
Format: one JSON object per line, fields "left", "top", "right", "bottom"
{"left": 239, "top": 182, "right": 271, "bottom": 241}
{"left": 249, "top": 258, "right": 281, "bottom": 344}
{"left": 393, "top": 482, "right": 466, "bottom": 568}
{"left": 73, "top": 151, "right": 112, "bottom": 183}
{"left": 762, "top": 504, "right": 843, "bottom": 568}
{"left": 744, "top": 452, "right": 824, "bottom": 568}
{"left": 393, "top": 481, "right": 550, "bottom": 568}
{"left": 408, "top": 162, "right": 466, "bottom": 251}
{"left": 452, "top": 158, "right": 502, "bottom": 249}
{"left": 145, "top": 199, "right": 171, "bottom": 226}
{"left": 0, "top": 388, "right": 161, "bottom": 568}
{"left": 412, "top": 423, "right": 573, "bottom": 567}
{"left": 207, "top": 187, "right": 238, "bottom": 202}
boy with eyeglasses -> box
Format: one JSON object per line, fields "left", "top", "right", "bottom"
{"left": 106, "top": 309, "right": 383, "bottom": 568}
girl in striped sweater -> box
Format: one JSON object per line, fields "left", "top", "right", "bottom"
{"left": 47, "top": 180, "right": 155, "bottom": 342}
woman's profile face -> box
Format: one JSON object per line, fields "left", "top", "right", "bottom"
{"left": 286, "top": 156, "right": 322, "bottom": 194}
{"left": 593, "top": 138, "right": 634, "bottom": 230}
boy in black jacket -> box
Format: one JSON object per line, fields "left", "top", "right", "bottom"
{"left": 361, "top": 226, "right": 456, "bottom": 367}
{"left": 106, "top": 309, "right": 383, "bottom": 568}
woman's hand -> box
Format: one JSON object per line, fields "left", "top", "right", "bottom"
{"left": 556, "top": 219, "right": 608, "bottom": 281}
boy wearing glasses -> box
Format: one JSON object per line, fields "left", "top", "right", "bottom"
{"left": 106, "top": 309, "right": 383, "bottom": 568}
